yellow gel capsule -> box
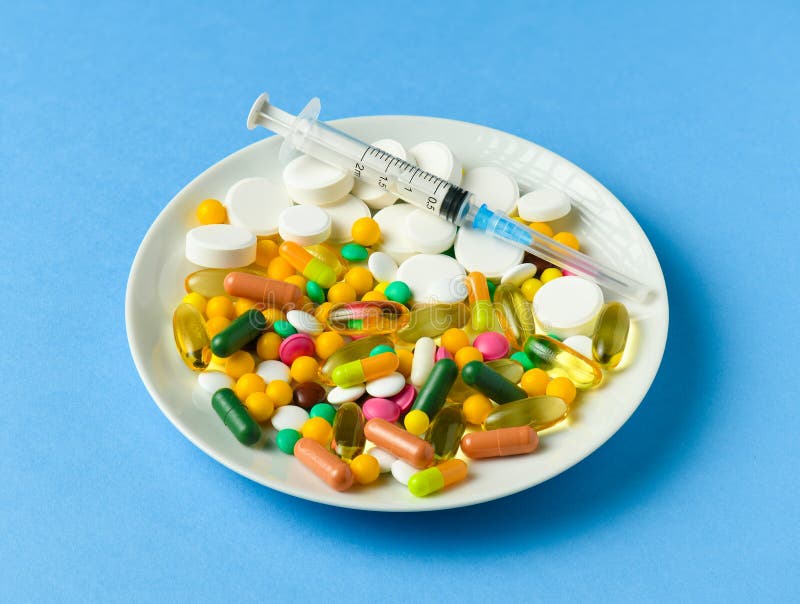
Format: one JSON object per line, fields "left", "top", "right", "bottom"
{"left": 524, "top": 334, "right": 603, "bottom": 389}
{"left": 185, "top": 267, "right": 266, "bottom": 298}
{"left": 592, "top": 302, "right": 630, "bottom": 368}
{"left": 396, "top": 303, "right": 469, "bottom": 342}
{"left": 331, "top": 351, "right": 399, "bottom": 387}
{"left": 172, "top": 302, "right": 211, "bottom": 371}
{"left": 425, "top": 405, "right": 466, "bottom": 462}
{"left": 494, "top": 283, "right": 536, "bottom": 348}
{"left": 484, "top": 395, "right": 569, "bottom": 431}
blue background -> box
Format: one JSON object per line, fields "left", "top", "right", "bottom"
{"left": 2, "top": 1, "right": 798, "bottom": 601}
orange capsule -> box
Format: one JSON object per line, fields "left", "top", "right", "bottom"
{"left": 293, "top": 437, "right": 353, "bottom": 491}
{"left": 460, "top": 426, "right": 539, "bottom": 459}
{"left": 223, "top": 271, "right": 302, "bottom": 309}
{"left": 465, "top": 271, "right": 495, "bottom": 332}
{"left": 363, "top": 418, "right": 434, "bottom": 469}
{"left": 278, "top": 242, "right": 336, "bottom": 288}
{"left": 331, "top": 351, "right": 399, "bottom": 388}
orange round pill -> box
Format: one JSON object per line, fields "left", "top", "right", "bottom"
{"left": 521, "top": 368, "right": 550, "bottom": 396}
{"left": 546, "top": 377, "right": 577, "bottom": 405}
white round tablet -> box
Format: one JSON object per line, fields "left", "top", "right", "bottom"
{"left": 501, "top": 262, "right": 537, "bottom": 286}
{"left": 322, "top": 194, "right": 370, "bottom": 243}
{"left": 425, "top": 277, "right": 468, "bottom": 303}
{"left": 367, "top": 252, "right": 398, "bottom": 283}
{"left": 461, "top": 166, "right": 519, "bottom": 214}
{"left": 410, "top": 337, "right": 435, "bottom": 388}
{"left": 282, "top": 154, "right": 354, "bottom": 205}
{"left": 352, "top": 139, "right": 413, "bottom": 210}
{"left": 365, "top": 372, "right": 406, "bottom": 398}
{"left": 390, "top": 459, "right": 418, "bottom": 485}
{"left": 562, "top": 335, "right": 593, "bottom": 358}
{"left": 224, "top": 177, "right": 291, "bottom": 236}
{"left": 517, "top": 188, "right": 572, "bottom": 222}
{"left": 256, "top": 360, "right": 290, "bottom": 384}
{"left": 278, "top": 205, "right": 331, "bottom": 246}
{"left": 327, "top": 384, "right": 366, "bottom": 405}
{"left": 404, "top": 209, "right": 457, "bottom": 254}
{"left": 367, "top": 447, "right": 397, "bottom": 473}
{"left": 454, "top": 227, "right": 524, "bottom": 278}
{"left": 271, "top": 405, "right": 309, "bottom": 432}
{"left": 533, "top": 276, "right": 604, "bottom": 339}
{"left": 373, "top": 203, "right": 417, "bottom": 263}
{"left": 409, "top": 141, "right": 462, "bottom": 184}
{"left": 286, "top": 309, "right": 323, "bottom": 335}
{"left": 185, "top": 224, "right": 257, "bottom": 268}
{"left": 197, "top": 371, "right": 234, "bottom": 395}
{"left": 396, "top": 254, "right": 466, "bottom": 303}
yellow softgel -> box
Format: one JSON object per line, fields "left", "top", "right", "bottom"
{"left": 205, "top": 316, "right": 231, "bottom": 339}
{"left": 349, "top": 453, "right": 380, "bottom": 485}
{"left": 256, "top": 332, "right": 282, "bottom": 360}
{"left": 404, "top": 409, "right": 430, "bottom": 435}
{"left": 520, "top": 278, "right": 543, "bottom": 301}
{"left": 351, "top": 217, "right": 381, "bottom": 247}
{"left": 255, "top": 239, "right": 279, "bottom": 267}
{"left": 344, "top": 267, "right": 374, "bottom": 296}
{"left": 553, "top": 231, "right": 580, "bottom": 251}
{"left": 454, "top": 346, "right": 484, "bottom": 370}
{"left": 266, "top": 380, "right": 293, "bottom": 407}
{"left": 301, "top": 417, "right": 333, "bottom": 445}
{"left": 521, "top": 368, "right": 550, "bottom": 396}
{"left": 196, "top": 199, "right": 227, "bottom": 225}
{"left": 463, "top": 393, "right": 493, "bottom": 425}
{"left": 315, "top": 331, "right": 345, "bottom": 360}
{"left": 327, "top": 282, "right": 357, "bottom": 303}
{"left": 234, "top": 373, "right": 266, "bottom": 400}
{"left": 206, "top": 296, "right": 235, "bottom": 320}
{"left": 225, "top": 351, "right": 255, "bottom": 379}
{"left": 441, "top": 328, "right": 470, "bottom": 355}
{"left": 546, "top": 376, "right": 577, "bottom": 405}
{"left": 267, "top": 256, "right": 296, "bottom": 281}
{"left": 290, "top": 356, "right": 319, "bottom": 383}
{"left": 244, "top": 392, "right": 274, "bottom": 422}
{"left": 182, "top": 292, "right": 208, "bottom": 315}
{"left": 540, "top": 268, "right": 563, "bottom": 284}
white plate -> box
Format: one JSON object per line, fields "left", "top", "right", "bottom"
{"left": 126, "top": 116, "right": 668, "bottom": 512}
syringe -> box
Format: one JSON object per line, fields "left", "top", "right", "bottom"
{"left": 247, "top": 93, "right": 653, "bottom": 302}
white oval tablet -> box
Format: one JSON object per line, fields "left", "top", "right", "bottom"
{"left": 282, "top": 154, "right": 354, "bottom": 205}
{"left": 425, "top": 277, "right": 468, "bottom": 303}
{"left": 197, "top": 371, "right": 234, "bottom": 394}
{"left": 271, "top": 405, "right": 309, "bottom": 432}
{"left": 286, "top": 309, "right": 323, "bottom": 335}
{"left": 185, "top": 224, "right": 257, "bottom": 268}
{"left": 500, "top": 262, "right": 537, "bottom": 286}
{"left": 396, "top": 254, "right": 466, "bottom": 303}
{"left": 517, "top": 188, "right": 572, "bottom": 222}
{"left": 462, "top": 166, "right": 519, "bottom": 214}
{"left": 562, "top": 335, "right": 593, "bottom": 358}
{"left": 410, "top": 337, "right": 436, "bottom": 387}
{"left": 373, "top": 203, "right": 417, "bottom": 263}
{"left": 454, "top": 227, "right": 524, "bottom": 278}
{"left": 365, "top": 372, "right": 406, "bottom": 398}
{"left": 224, "top": 177, "right": 291, "bottom": 236}
{"left": 404, "top": 209, "right": 457, "bottom": 254}
{"left": 367, "top": 447, "right": 397, "bottom": 473}
{"left": 323, "top": 194, "right": 370, "bottom": 243}
{"left": 367, "top": 252, "right": 398, "bottom": 283}
{"left": 256, "top": 360, "right": 291, "bottom": 384}
{"left": 533, "top": 276, "right": 604, "bottom": 338}
{"left": 390, "top": 458, "right": 418, "bottom": 486}
{"left": 327, "top": 384, "right": 366, "bottom": 405}
{"left": 352, "top": 139, "right": 413, "bottom": 210}
{"left": 278, "top": 205, "right": 331, "bottom": 246}
{"left": 409, "top": 141, "right": 462, "bottom": 184}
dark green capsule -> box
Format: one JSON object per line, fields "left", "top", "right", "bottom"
{"left": 211, "top": 388, "right": 261, "bottom": 446}
{"left": 411, "top": 358, "right": 458, "bottom": 418}
{"left": 210, "top": 309, "right": 268, "bottom": 357}
{"left": 461, "top": 360, "right": 527, "bottom": 403}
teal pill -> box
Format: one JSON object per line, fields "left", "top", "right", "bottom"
{"left": 273, "top": 320, "right": 297, "bottom": 338}
{"left": 510, "top": 351, "right": 536, "bottom": 370}
{"left": 276, "top": 428, "right": 301, "bottom": 454}
{"left": 487, "top": 279, "right": 496, "bottom": 301}
{"left": 370, "top": 344, "right": 395, "bottom": 356}
{"left": 306, "top": 281, "right": 325, "bottom": 304}
{"left": 385, "top": 281, "right": 412, "bottom": 304}
{"left": 341, "top": 243, "right": 369, "bottom": 262}
{"left": 309, "top": 403, "right": 337, "bottom": 425}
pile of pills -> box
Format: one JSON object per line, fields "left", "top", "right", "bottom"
{"left": 173, "top": 138, "right": 632, "bottom": 497}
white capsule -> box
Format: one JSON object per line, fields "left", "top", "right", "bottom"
{"left": 390, "top": 458, "right": 419, "bottom": 485}
{"left": 367, "top": 447, "right": 398, "bottom": 473}
{"left": 410, "top": 337, "right": 436, "bottom": 388}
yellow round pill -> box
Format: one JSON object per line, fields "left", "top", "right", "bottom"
{"left": 374, "top": 281, "right": 389, "bottom": 294}
{"left": 196, "top": 199, "right": 227, "bottom": 225}
{"left": 234, "top": 372, "right": 266, "bottom": 400}
{"left": 267, "top": 256, "right": 295, "bottom": 281}
{"left": 206, "top": 296, "right": 235, "bottom": 320}
{"left": 205, "top": 316, "right": 231, "bottom": 339}
{"left": 463, "top": 394, "right": 494, "bottom": 425}
{"left": 327, "top": 282, "right": 357, "bottom": 303}
{"left": 528, "top": 222, "right": 554, "bottom": 237}
{"left": 441, "top": 328, "right": 470, "bottom": 355}
{"left": 404, "top": 409, "right": 429, "bottom": 435}
{"left": 315, "top": 331, "right": 345, "bottom": 360}
{"left": 290, "top": 356, "right": 319, "bottom": 383}
{"left": 244, "top": 392, "right": 274, "bottom": 422}
{"left": 265, "top": 380, "right": 294, "bottom": 407}
{"left": 254, "top": 239, "right": 279, "bottom": 267}
{"left": 351, "top": 217, "right": 381, "bottom": 247}
{"left": 344, "top": 267, "right": 374, "bottom": 296}
{"left": 349, "top": 453, "right": 380, "bottom": 485}
{"left": 301, "top": 416, "right": 333, "bottom": 445}
{"left": 361, "top": 290, "right": 387, "bottom": 302}
{"left": 396, "top": 349, "right": 414, "bottom": 378}
{"left": 256, "top": 332, "right": 282, "bottom": 360}
{"left": 553, "top": 231, "right": 580, "bottom": 251}
{"left": 521, "top": 368, "right": 550, "bottom": 396}
{"left": 261, "top": 307, "right": 286, "bottom": 325}
{"left": 225, "top": 351, "right": 255, "bottom": 380}
{"left": 520, "top": 278, "right": 543, "bottom": 301}
{"left": 454, "top": 346, "right": 484, "bottom": 369}
{"left": 546, "top": 376, "right": 577, "bottom": 405}
{"left": 540, "top": 267, "right": 563, "bottom": 284}
{"left": 235, "top": 297, "right": 257, "bottom": 316}
{"left": 182, "top": 292, "right": 207, "bottom": 315}
{"left": 285, "top": 274, "right": 306, "bottom": 290}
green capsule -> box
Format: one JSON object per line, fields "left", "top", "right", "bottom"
{"left": 411, "top": 359, "right": 459, "bottom": 419}
{"left": 524, "top": 334, "right": 603, "bottom": 388}
{"left": 210, "top": 309, "right": 268, "bottom": 357}
{"left": 320, "top": 335, "right": 391, "bottom": 381}
{"left": 172, "top": 302, "right": 211, "bottom": 371}
{"left": 426, "top": 405, "right": 466, "bottom": 462}
{"left": 494, "top": 283, "right": 536, "bottom": 348}
{"left": 332, "top": 402, "right": 366, "bottom": 461}
{"left": 397, "top": 303, "right": 469, "bottom": 342}
{"left": 461, "top": 361, "right": 527, "bottom": 403}
{"left": 484, "top": 395, "right": 568, "bottom": 431}
{"left": 592, "top": 302, "right": 630, "bottom": 368}
{"left": 212, "top": 388, "right": 262, "bottom": 445}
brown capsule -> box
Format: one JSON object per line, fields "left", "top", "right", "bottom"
{"left": 223, "top": 272, "right": 302, "bottom": 309}
{"left": 293, "top": 382, "right": 326, "bottom": 410}
{"left": 363, "top": 418, "right": 434, "bottom": 469}
{"left": 460, "top": 426, "right": 539, "bottom": 459}
{"left": 293, "top": 438, "right": 353, "bottom": 491}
